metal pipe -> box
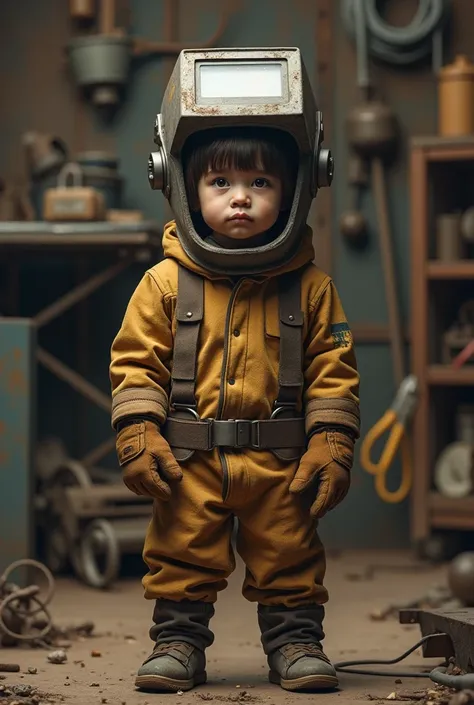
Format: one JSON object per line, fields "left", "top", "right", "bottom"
{"left": 99, "top": 0, "right": 115, "bottom": 34}
{"left": 33, "top": 259, "right": 130, "bottom": 328}
{"left": 37, "top": 347, "right": 111, "bottom": 412}
{"left": 81, "top": 436, "right": 116, "bottom": 467}
{"left": 372, "top": 157, "right": 405, "bottom": 385}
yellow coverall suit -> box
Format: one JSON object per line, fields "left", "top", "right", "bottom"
{"left": 110, "top": 221, "right": 360, "bottom": 610}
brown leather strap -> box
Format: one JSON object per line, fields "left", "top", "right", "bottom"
{"left": 276, "top": 270, "right": 304, "bottom": 408}
{"left": 170, "top": 265, "right": 204, "bottom": 409}
{"left": 163, "top": 416, "right": 306, "bottom": 451}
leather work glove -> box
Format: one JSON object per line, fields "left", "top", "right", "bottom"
{"left": 116, "top": 419, "right": 183, "bottom": 500}
{"left": 289, "top": 428, "right": 354, "bottom": 519}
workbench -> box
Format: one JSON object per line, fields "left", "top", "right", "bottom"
{"left": 0, "top": 221, "right": 162, "bottom": 569}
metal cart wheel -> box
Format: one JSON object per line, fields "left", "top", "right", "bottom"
{"left": 44, "top": 526, "right": 69, "bottom": 575}
{"left": 42, "top": 460, "right": 92, "bottom": 575}
{"left": 72, "top": 519, "right": 120, "bottom": 589}
{"left": 415, "top": 531, "right": 462, "bottom": 563}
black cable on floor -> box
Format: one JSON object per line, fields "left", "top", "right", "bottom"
{"left": 334, "top": 633, "right": 446, "bottom": 678}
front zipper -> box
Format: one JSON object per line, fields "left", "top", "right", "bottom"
{"left": 220, "top": 450, "right": 230, "bottom": 501}
{"left": 217, "top": 280, "right": 243, "bottom": 500}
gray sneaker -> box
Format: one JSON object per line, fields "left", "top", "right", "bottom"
{"left": 268, "top": 642, "right": 338, "bottom": 691}
{"left": 135, "top": 641, "right": 206, "bottom": 692}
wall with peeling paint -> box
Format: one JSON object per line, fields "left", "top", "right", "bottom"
{"left": 1, "top": 0, "right": 474, "bottom": 550}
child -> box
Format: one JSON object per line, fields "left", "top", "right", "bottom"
{"left": 109, "top": 124, "right": 360, "bottom": 693}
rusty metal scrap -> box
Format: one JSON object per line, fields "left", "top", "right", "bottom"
{"left": 0, "top": 559, "right": 55, "bottom": 645}
{"left": 0, "top": 558, "right": 96, "bottom": 648}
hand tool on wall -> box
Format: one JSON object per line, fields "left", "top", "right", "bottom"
{"left": 67, "top": 0, "right": 236, "bottom": 108}
{"left": 340, "top": 0, "right": 451, "bottom": 250}
{"left": 360, "top": 375, "right": 418, "bottom": 503}
{"left": 339, "top": 0, "right": 454, "bottom": 502}
{"left": 341, "top": 79, "right": 417, "bottom": 503}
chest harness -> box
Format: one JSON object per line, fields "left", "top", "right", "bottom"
{"left": 162, "top": 265, "right": 307, "bottom": 462}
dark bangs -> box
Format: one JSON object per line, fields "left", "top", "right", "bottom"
{"left": 183, "top": 127, "right": 298, "bottom": 210}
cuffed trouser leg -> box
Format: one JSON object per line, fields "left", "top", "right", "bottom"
{"left": 150, "top": 599, "right": 215, "bottom": 651}
{"left": 257, "top": 604, "right": 325, "bottom": 655}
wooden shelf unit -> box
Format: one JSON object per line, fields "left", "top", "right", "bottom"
{"left": 410, "top": 136, "right": 474, "bottom": 546}
{"left": 427, "top": 261, "right": 474, "bottom": 279}
{"left": 429, "top": 492, "right": 474, "bottom": 531}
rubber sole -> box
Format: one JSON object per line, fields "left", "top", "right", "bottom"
{"left": 135, "top": 671, "right": 207, "bottom": 692}
{"left": 269, "top": 669, "right": 338, "bottom": 691}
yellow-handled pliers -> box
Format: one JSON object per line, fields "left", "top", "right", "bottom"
{"left": 360, "top": 375, "right": 418, "bottom": 504}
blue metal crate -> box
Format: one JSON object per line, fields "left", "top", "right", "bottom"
{"left": 0, "top": 318, "right": 36, "bottom": 572}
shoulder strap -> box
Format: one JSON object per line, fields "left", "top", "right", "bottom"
{"left": 171, "top": 265, "right": 304, "bottom": 412}
{"left": 170, "top": 265, "right": 204, "bottom": 409}
{"left": 276, "top": 269, "right": 304, "bottom": 408}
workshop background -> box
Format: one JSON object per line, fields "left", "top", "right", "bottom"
{"left": 1, "top": 0, "right": 474, "bottom": 575}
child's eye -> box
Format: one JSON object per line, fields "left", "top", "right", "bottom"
{"left": 211, "top": 177, "right": 229, "bottom": 188}
{"left": 253, "top": 178, "right": 270, "bottom": 188}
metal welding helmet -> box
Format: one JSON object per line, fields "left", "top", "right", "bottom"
{"left": 148, "top": 47, "right": 333, "bottom": 275}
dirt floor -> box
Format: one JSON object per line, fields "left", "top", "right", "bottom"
{"left": 0, "top": 550, "right": 462, "bottom": 705}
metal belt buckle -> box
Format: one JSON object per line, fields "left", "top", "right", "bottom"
{"left": 234, "top": 419, "right": 253, "bottom": 448}
{"left": 210, "top": 419, "right": 257, "bottom": 449}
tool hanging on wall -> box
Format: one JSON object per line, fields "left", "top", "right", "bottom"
{"left": 67, "top": 0, "right": 236, "bottom": 108}
{"left": 340, "top": 0, "right": 451, "bottom": 248}
{"left": 341, "top": 0, "right": 452, "bottom": 503}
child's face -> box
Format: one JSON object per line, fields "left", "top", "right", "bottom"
{"left": 197, "top": 166, "right": 282, "bottom": 240}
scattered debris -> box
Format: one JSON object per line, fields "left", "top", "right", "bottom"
{"left": 0, "top": 663, "right": 20, "bottom": 672}
{"left": 345, "top": 562, "right": 437, "bottom": 582}
{"left": 0, "top": 559, "right": 56, "bottom": 647}
{"left": 449, "top": 690, "right": 474, "bottom": 704}
{"left": 90, "top": 649, "right": 102, "bottom": 657}
{"left": 90, "top": 682, "right": 100, "bottom": 687}
{"left": 0, "top": 681, "right": 62, "bottom": 705}
{"left": 369, "top": 585, "right": 458, "bottom": 621}
{"left": 11, "top": 683, "right": 35, "bottom": 697}
{"left": 27, "top": 667, "right": 37, "bottom": 675}
{"left": 47, "top": 649, "right": 67, "bottom": 664}
{"left": 195, "top": 693, "right": 263, "bottom": 703}
{"left": 366, "top": 684, "right": 457, "bottom": 703}
{"left": 0, "top": 558, "right": 96, "bottom": 652}
{"left": 32, "top": 619, "right": 95, "bottom": 646}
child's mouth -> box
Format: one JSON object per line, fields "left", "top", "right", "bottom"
{"left": 229, "top": 213, "right": 252, "bottom": 221}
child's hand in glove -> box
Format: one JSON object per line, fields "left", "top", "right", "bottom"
{"left": 116, "top": 420, "right": 183, "bottom": 500}
{"left": 289, "top": 429, "right": 354, "bottom": 519}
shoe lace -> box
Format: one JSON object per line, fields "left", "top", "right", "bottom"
{"left": 282, "top": 643, "right": 330, "bottom": 663}
{"left": 153, "top": 641, "right": 192, "bottom": 656}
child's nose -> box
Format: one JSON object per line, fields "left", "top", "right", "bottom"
{"left": 230, "top": 187, "right": 250, "bottom": 206}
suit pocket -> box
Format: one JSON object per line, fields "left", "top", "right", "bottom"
{"left": 116, "top": 422, "right": 146, "bottom": 466}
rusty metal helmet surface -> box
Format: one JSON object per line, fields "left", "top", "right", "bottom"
{"left": 148, "top": 48, "right": 333, "bottom": 275}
